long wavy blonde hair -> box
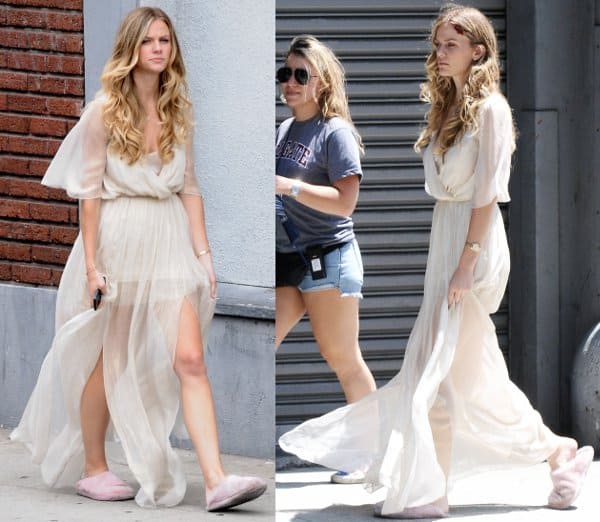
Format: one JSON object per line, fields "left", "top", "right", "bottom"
{"left": 414, "top": 4, "right": 513, "bottom": 155}
{"left": 100, "top": 7, "right": 191, "bottom": 165}
{"left": 285, "top": 35, "right": 364, "bottom": 154}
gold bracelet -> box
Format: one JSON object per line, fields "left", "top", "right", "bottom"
{"left": 197, "top": 248, "right": 211, "bottom": 257}
{"left": 86, "top": 266, "right": 97, "bottom": 275}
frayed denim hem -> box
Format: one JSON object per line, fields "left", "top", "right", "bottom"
{"left": 299, "top": 286, "right": 362, "bottom": 299}
{"left": 340, "top": 291, "right": 363, "bottom": 299}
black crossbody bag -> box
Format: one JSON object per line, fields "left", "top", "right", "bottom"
{"left": 276, "top": 195, "right": 309, "bottom": 286}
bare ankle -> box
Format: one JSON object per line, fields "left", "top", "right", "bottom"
{"left": 84, "top": 464, "right": 109, "bottom": 477}
{"left": 203, "top": 470, "right": 227, "bottom": 492}
{"left": 434, "top": 496, "right": 449, "bottom": 512}
{"left": 548, "top": 437, "right": 577, "bottom": 470}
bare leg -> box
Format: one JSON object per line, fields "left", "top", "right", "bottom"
{"left": 275, "top": 286, "right": 306, "bottom": 349}
{"left": 304, "top": 289, "right": 376, "bottom": 403}
{"left": 173, "top": 299, "right": 226, "bottom": 495}
{"left": 426, "top": 389, "right": 452, "bottom": 513}
{"left": 428, "top": 393, "right": 453, "bottom": 481}
{"left": 80, "top": 352, "right": 110, "bottom": 477}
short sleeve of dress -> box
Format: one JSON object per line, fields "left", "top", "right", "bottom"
{"left": 179, "top": 130, "right": 202, "bottom": 196}
{"left": 41, "top": 98, "right": 107, "bottom": 199}
{"left": 326, "top": 126, "right": 363, "bottom": 184}
{"left": 472, "top": 94, "right": 514, "bottom": 208}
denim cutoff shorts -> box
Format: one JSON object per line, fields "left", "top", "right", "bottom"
{"left": 298, "top": 239, "right": 364, "bottom": 298}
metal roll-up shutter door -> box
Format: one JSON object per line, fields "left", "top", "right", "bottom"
{"left": 276, "top": 0, "right": 508, "bottom": 439}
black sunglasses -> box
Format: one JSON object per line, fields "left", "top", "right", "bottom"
{"left": 276, "top": 66, "right": 316, "bottom": 85}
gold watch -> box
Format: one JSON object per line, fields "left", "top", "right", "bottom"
{"left": 466, "top": 241, "right": 481, "bottom": 253}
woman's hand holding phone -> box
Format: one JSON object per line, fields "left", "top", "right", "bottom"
{"left": 87, "top": 268, "right": 107, "bottom": 310}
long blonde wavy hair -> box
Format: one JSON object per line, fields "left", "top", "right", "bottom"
{"left": 414, "top": 4, "right": 513, "bottom": 155}
{"left": 100, "top": 7, "right": 191, "bottom": 165}
{"left": 285, "top": 35, "right": 364, "bottom": 154}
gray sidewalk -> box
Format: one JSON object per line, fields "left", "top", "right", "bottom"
{"left": 276, "top": 462, "right": 600, "bottom": 521}
{"left": 0, "top": 428, "right": 274, "bottom": 521}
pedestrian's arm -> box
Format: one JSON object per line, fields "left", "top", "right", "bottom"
{"left": 275, "top": 174, "right": 360, "bottom": 217}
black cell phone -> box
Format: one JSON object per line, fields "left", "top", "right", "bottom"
{"left": 92, "top": 276, "right": 106, "bottom": 311}
{"left": 92, "top": 288, "right": 102, "bottom": 311}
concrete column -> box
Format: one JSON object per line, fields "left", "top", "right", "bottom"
{"left": 508, "top": 110, "right": 560, "bottom": 428}
{"left": 83, "top": 0, "right": 138, "bottom": 102}
{"left": 507, "top": 0, "right": 596, "bottom": 432}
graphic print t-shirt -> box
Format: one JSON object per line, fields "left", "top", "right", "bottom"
{"left": 276, "top": 115, "right": 363, "bottom": 253}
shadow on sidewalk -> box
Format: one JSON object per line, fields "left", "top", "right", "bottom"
{"left": 279, "top": 503, "right": 374, "bottom": 520}
{"left": 276, "top": 479, "right": 331, "bottom": 489}
{"left": 448, "top": 503, "right": 546, "bottom": 517}
{"left": 280, "top": 502, "right": 551, "bottom": 520}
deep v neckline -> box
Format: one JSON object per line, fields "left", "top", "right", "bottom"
{"left": 145, "top": 151, "right": 164, "bottom": 176}
{"left": 428, "top": 136, "right": 444, "bottom": 177}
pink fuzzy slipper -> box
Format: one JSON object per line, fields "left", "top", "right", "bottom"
{"left": 76, "top": 471, "right": 136, "bottom": 501}
{"left": 206, "top": 474, "right": 267, "bottom": 512}
{"left": 548, "top": 446, "right": 594, "bottom": 509}
{"left": 374, "top": 497, "right": 449, "bottom": 519}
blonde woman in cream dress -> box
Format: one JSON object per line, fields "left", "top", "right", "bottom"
{"left": 11, "top": 7, "right": 266, "bottom": 512}
{"left": 280, "top": 6, "right": 593, "bottom": 519}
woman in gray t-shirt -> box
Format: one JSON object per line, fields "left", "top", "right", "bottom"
{"left": 275, "top": 35, "right": 376, "bottom": 482}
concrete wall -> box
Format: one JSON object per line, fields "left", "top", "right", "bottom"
{"left": 0, "top": 285, "right": 56, "bottom": 428}
{"left": 507, "top": 0, "right": 596, "bottom": 433}
{"left": 83, "top": 0, "right": 137, "bottom": 100}
{"left": 0, "top": 0, "right": 275, "bottom": 459}
{"left": 139, "top": 0, "right": 274, "bottom": 288}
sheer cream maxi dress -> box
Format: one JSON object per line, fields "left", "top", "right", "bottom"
{"left": 279, "top": 92, "right": 561, "bottom": 515}
{"left": 10, "top": 98, "right": 215, "bottom": 508}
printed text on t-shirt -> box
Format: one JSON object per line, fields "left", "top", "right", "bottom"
{"left": 276, "top": 139, "right": 312, "bottom": 167}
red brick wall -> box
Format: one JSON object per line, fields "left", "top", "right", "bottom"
{"left": 0, "top": 0, "right": 83, "bottom": 286}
